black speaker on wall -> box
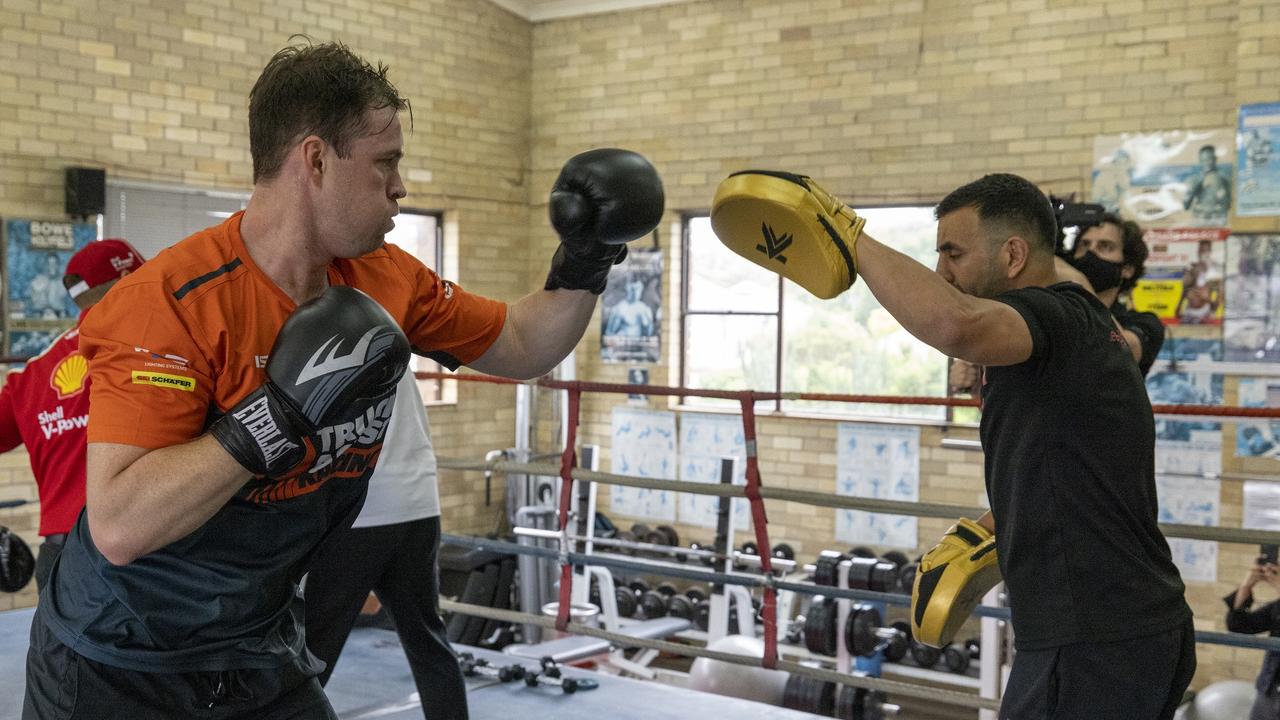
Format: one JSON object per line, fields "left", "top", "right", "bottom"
{"left": 65, "top": 167, "right": 106, "bottom": 217}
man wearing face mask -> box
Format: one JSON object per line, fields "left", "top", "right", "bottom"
{"left": 1067, "top": 212, "right": 1164, "bottom": 376}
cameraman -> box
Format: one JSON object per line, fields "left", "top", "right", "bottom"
{"left": 1066, "top": 212, "right": 1164, "bottom": 376}
{"left": 1225, "top": 554, "right": 1280, "bottom": 720}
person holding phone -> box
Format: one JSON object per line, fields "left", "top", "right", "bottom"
{"left": 1225, "top": 548, "right": 1280, "bottom": 719}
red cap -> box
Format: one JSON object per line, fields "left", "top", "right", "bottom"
{"left": 64, "top": 239, "right": 145, "bottom": 300}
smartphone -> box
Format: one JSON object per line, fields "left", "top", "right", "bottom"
{"left": 1261, "top": 544, "right": 1278, "bottom": 565}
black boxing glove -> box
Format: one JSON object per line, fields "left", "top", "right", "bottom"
{"left": 210, "top": 286, "right": 410, "bottom": 477}
{"left": 545, "top": 148, "right": 665, "bottom": 294}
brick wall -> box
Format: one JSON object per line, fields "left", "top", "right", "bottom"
{"left": 529, "top": 0, "right": 1280, "bottom": 691}
{"left": 3, "top": 0, "right": 1279, "bottom": 693}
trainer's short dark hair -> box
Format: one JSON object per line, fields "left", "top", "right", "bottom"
{"left": 249, "top": 38, "right": 409, "bottom": 182}
{"left": 935, "top": 173, "right": 1058, "bottom": 254}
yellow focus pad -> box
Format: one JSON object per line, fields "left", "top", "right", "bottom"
{"left": 710, "top": 171, "right": 864, "bottom": 300}
{"left": 910, "top": 517, "right": 1001, "bottom": 649}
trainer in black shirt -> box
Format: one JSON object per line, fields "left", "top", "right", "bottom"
{"left": 849, "top": 173, "right": 1194, "bottom": 720}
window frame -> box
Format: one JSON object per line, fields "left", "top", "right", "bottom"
{"left": 679, "top": 212, "right": 785, "bottom": 412}
{"left": 679, "top": 205, "right": 966, "bottom": 423}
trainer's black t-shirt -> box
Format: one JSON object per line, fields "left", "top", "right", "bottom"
{"left": 982, "top": 283, "right": 1190, "bottom": 651}
{"left": 1111, "top": 303, "right": 1165, "bottom": 376}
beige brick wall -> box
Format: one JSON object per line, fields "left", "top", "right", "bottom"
{"left": 530, "top": 0, "right": 1280, "bottom": 692}
{"left": 3, "top": 0, "right": 1279, "bottom": 696}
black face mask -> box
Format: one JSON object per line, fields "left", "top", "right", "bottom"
{"left": 1068, "top": 251, "right": 1124, "bottom": 292}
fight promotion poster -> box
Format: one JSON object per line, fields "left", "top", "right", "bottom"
{"left": 1237, "top": 102, "right": 1280, "bottom": 217}
{"left": 1224, "top": 234, "right": 1280, "bottom": 362}
{"left": 1091, "top": 129, "right": 1235, "bottom": 228}
{"left": 4, "top": 219, "right": 94, "bottom": 358}
{"left": 1236, "top": 377, "right": 1280, "bottom": 460}
{"left": 1130, "top": 228, "right": 1227, "bottom": 325}
{"left": 600, "top": 248, "right": 661, "bottom": 364}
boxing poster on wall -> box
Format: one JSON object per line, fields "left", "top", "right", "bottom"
{"left": 834, "top": 423, "right": 919, "bottom": 550}
{"left": 1236, "top": 377, "right": 1280, "bottom": 460}
{"left": 600, "top": 248, "right": 661, "bottom": 364}
{"left": 1155, "top": 474, "right": 1220, "bottom": 583}
{"left": 1237, "top": 102, "right": 1280, "bottom": 217}
{"left": 678, "top": 413, "right": 749, "bottom": 530}
{"left": 4, "top": 219, "right": 95, "bottom": 358}
{"left": 1130, "top": 228, "right": 1227, "bottom": 325}
{"left": 1145, "top": 370, "right": 1224, "bottom": 477}
{"left": 1091, "top": 129, "right": 1235, "bottom": 228}
{"left": 609, "top": 407, "right": 676, "bottom": 522}
{"left": 1224, "top": 234, "right": 1280, "bottom": 362}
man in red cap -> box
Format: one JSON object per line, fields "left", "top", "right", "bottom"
{"left": 0, "top": 238, "right": 144, "bottom": 591}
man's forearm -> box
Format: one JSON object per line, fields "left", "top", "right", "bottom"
{"left": 470, "top": 289, "right": 597, "bottom": 379}
{"left": 87, "top": 435, "right": 250, "bottom": 564}
{"left": 854, "top": 232, "right": 980, "bottom": 357}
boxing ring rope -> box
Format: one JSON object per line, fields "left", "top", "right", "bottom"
{"left": 417, "top": 370, "right": 1280, "bottom": 419}
{"left": 436, "top": 458, "right": 1280, "bottom": 546}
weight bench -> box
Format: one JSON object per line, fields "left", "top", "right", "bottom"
{"left": 504, "top": 616, "right": 691, "bottom": 667}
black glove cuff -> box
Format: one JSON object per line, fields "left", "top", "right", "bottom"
{"left": 209, "top": 385, "right": 307, "bottom": 476}
{"left": 544, "top": 242, "right": 628, "bottom": 294}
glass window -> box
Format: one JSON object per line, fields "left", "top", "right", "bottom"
{"left": 681, "top": 207, "right": 948, "bottom": 420}
{"left": 385, "top": 210, "right": 446, "bottom": 404}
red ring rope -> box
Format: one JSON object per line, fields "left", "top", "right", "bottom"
{"left": 414, "top": 372, "right": 1280, "bottom": 418}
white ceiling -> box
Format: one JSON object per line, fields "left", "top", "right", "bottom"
{"left": 487, "top": 0, "right": 694, "bottom": 22}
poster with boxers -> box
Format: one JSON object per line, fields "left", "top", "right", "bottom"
{"left": 1237, "top": 102, "right": 1280, "bottom": 217}
{"left": 600, "top": 247, "right": 661, "bottom": 364}
{"left": 1090, "top": 129, "right": 1235, "bottom": 228}
{"left": 1224, "top": 234, "right": 1280, "bottom": 362}
{"left": 1130, "top": 228, "right": 1228, "bottom": 326}
{"left": 4, "top": 219, "right": 95, "bottom": 358}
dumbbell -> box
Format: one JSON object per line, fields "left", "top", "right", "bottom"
{"left": 909, "top": 638, "right": 941, "bottom": 669}
{"left": 882, "top": 621, "right": 911, "bottom": 663}
{"left": 772, "top": 542, "right": 796, "bottom": 561}
{"left": 458, "top": 652, "right": 526, "bottom": 683}
{"left": 844, "top": 605, "right": 908, "bottom": 657}
{"left": 688, "top": 540, "right": 718, "bottom": 567}
{"left": 943, "top": 638, "right": 980, "bottom": 674}
{"left": 783, "top": 674, "right": 837, "bottom": 716}
{"left": 803, "top": 596, "right": 839, "bottom": 656}
{"left": 523, "top": 656, "right": 599, "bottom": 694}
{"left": 655, "top": 583, "right": 696, "bottom": 620}
{"left": 628, "top": 580, "right": 668, "bottom": 619}
{"left": 836, "top": 684, "right": 898, "bottom": 720}
{"left": 845, "top": 556, "right": 899, "bottom": 593}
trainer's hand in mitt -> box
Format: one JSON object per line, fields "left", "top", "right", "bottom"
{"left": 710, "top": 170, "right": 863, "bottom": 299}
{"left": 910, "top": 517, "right": 1001, "bottom": 648}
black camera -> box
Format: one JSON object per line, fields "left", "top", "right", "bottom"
{"left": 1048, "top": 194, "right": 1106, "bottom": 257}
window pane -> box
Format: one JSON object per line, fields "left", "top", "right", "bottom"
{"left": 103, "top": 185, "right": 247, "bottom": 260}
{"left": 687, "top": 216, "right": 779, "bottom": 313}
{"left": 386, "top": 212, "right": 439, "bottom": 270}
{"left": 385, "top": 212, "right": 445, "bottom": 402}
{"left": 684, "top": 314, "right": 777, "bottom": 409}
{"left": 782, "top": 207, "right": 947, "bottom": 420}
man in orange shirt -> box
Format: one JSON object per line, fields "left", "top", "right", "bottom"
{"left": 24, "top": 40, "right": 662, "bottom": 720}
{"left": 0, "top": 239, "right": 145, "bottom": 592}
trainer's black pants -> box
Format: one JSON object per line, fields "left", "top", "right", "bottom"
{"left": 1000, "top": 617, "right": 1196, "bottom": 720}
{"left": 305, "top": 516, "right": 467, "bottom": 720}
